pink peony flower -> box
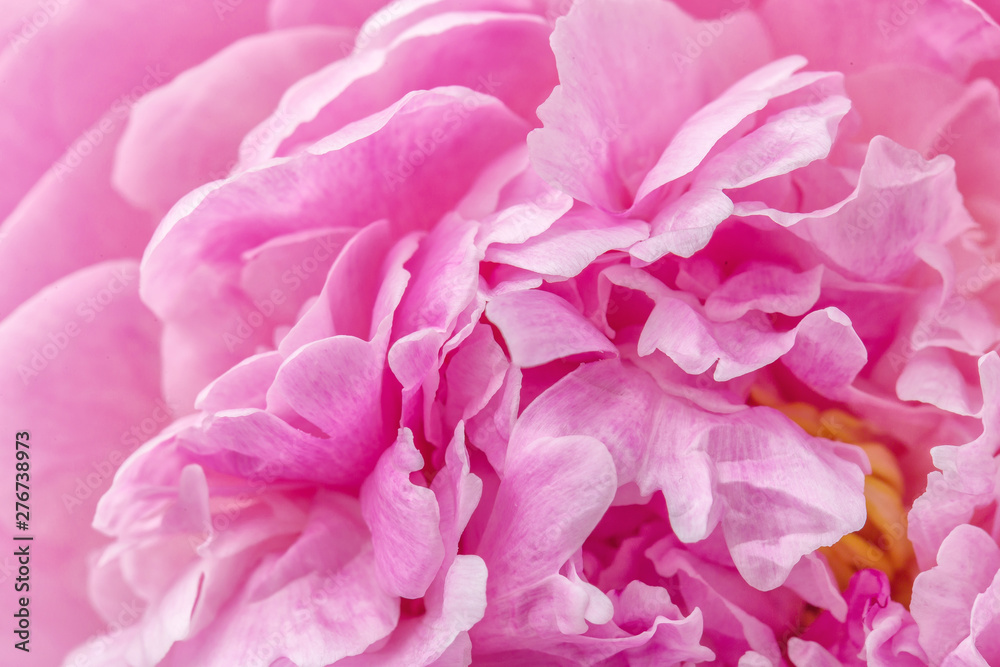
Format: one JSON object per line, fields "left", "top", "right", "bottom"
{"left": 3, "top": 0, "right": 1000, "bottom": 665}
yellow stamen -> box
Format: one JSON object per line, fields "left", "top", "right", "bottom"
{"left": 749, "top": 387, "right": 916, "bottom": 607}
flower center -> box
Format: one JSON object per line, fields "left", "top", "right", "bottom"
{"left": 750, "top": 389, "right": 917, "bottom": 607}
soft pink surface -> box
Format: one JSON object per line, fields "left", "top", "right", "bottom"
{"left": 4, "top": 0, "right": 1000, "bottom": 665}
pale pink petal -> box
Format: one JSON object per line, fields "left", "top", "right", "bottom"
{"left": 780, "top": 306, "right": 868, "bottom": 398}
{"left": 271, "top": 333, "right": 390, "bottom": 453}
{"left": 475, "top": 163, "right": 574, "bottom": 248}
{"left": 0, "top": 119, "right": 153, "bottom": 320}
{"left": 908, "top": 352, "right": 1000, "bottom": 566}
{"left": 896, "top": 347, "right": 984, "bottom": 416}
{"left": 241, "top": 227, "right": 357, "bottom": 330}
{"left": 635, "top": 64, "right": 846, "bottom": 206}
{"left": 953, "top": 569, "right": 1000, "bottom": 665}
{"left": 782, "top": 553, "right": 848, "bottom": 623}
{"left": 440, "top": 324, "right": 508, "bottom": 435}
{"left": 704, "top": 264, "right": 823, "bottom": 322}
{"left": 161, "top": 495, "right": 399, "bottom": 666}
{"left": 647, "top": 538, "right": 782, "bottom": 665}
{"left": 0, "top": 0, "right": 270, "bottom": 223}
{"left": 141, "top": 87, "right": 528, "bottom": 408}
{"left": 361, "top": 429, "right": 445, "bottom": 599}
{"left": 486, "top": 207, "right": 648, "bottom": 278}
{"left": 760, "top": 0, "right": 1000, "bottom": 77}
{"left": 631, "top": 77, "right": 850, "bottom": 261}
{"left": 512, "top": 360, "right": 867, "bottom": 589}
{"left": 195, "top": 351, "right": 283, "bottom": 413}
{"left": 800, "top": 569, "right": 926, "bottom": 667}
{"left": 142, "top": 88, "right": 528, "bottom": 318}
{"left": 465, "top": 364, "right": 521, "bottom": 472}
{"left": 787, "top": 638, "right": 842, "bottom": 667}
{"left": 486, "top": 289, "right": 617, "bottom": 368}
{"left": 635, "top": 274, "right": 863, "bottom": 385}
{"left": 0, "top": 260, "right": 163, "bottom": 664}
{"left": 113, "top": 27, "right": 351, "bottom": 216}
{"left": 181, "top": 408, "right": 375, "bottom": 487}
{"left": 389, "top": 218, "right": 482, "bottom": 376}
{"left": 268, "top": 0, "right": 390, "bottom": 30}
{"left": 241, "top": 11, "right": 557, "bottom": 167}
{"left": 472, "top": 436, "right": 617, "bottom": 649}
{"left": 340, "top": 555, "right": 488, "bottom": 667}
{"left": 278, "top": 220, "right": 405, "bottom": 354}
{"left": 911, "top": 524, "right": 1000, "bottom": 665}
{"left": 527, "top": 0, "right": 771, "bottom": 211}
{"left": 739, "top": 136, "right": 973, "bottom": 283}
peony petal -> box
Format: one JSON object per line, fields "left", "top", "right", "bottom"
{"left": 440, "top": 324, "right": 508, "bottom": 435}
{"left": 113, "top": 27, "right": 352, "bottom": 216}
{"left": 896, "top": 347, "right": 984, "bottom": 416}
{"left": 908, "top": 352, "right": 1000, "bottom": 566}
{"left": 486, "top": 207, "right": 648, "bottom": 278}
{"left": 760, "top": 0, "right": 1000, "bottom": 77}
{"left": 240, "top": 11, "right": 557, "bottom": 167}
{"left": 339, "top": 555, "right": 488, "bottom": 667}
{"left": 360, "top": 429, "right": 445, "bottom": 599}
{"left": 780, "top": 306, "right": 868, "bottom": 398}
{"left": 910, "top": 524, "right": 1000, "bottom": 664}
{"left": 647, "top": 538, "right": 782, "bottom": 665}
{"left": 141, "top": 86, "right": 528, "bottom": 408}
{"left": 0, "top": 119, "right": 153, "bottom": 321}
{"left": 0, "top": 260, "right": 163, "bottom": 664}
{"left": 486, "top": 289, "right": 617, "bottom": 368}
{"left": 738, "top": 136, "right": 973, "bottom": 283}
{"left": 268, "top": 0, "right": 390, "bottom": 30}
{"left": 630, "top": 76, "right": 850, "bottom": 262}
{"left": 477, "top": 435, "right": 617, "bottom": 589}
{"left": 704, "top": 264, "right": 823, "bottom": 322}
{"left": 512, "top": 360, "right": 867, "bottom": 589}
{"left": 0, "top": 0, "right": 270, "bottom": 224}
{"left": 787, "top": 638, "right": 842, "bottom": 667}
{"left": 161, "top": 495, "right": 399, "bottom": 667}
{"left": 195, "top": 351, "right": 283, "bottom": 413}
{"left": 527, "top": 0, "right": 771, "bottom": 211}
